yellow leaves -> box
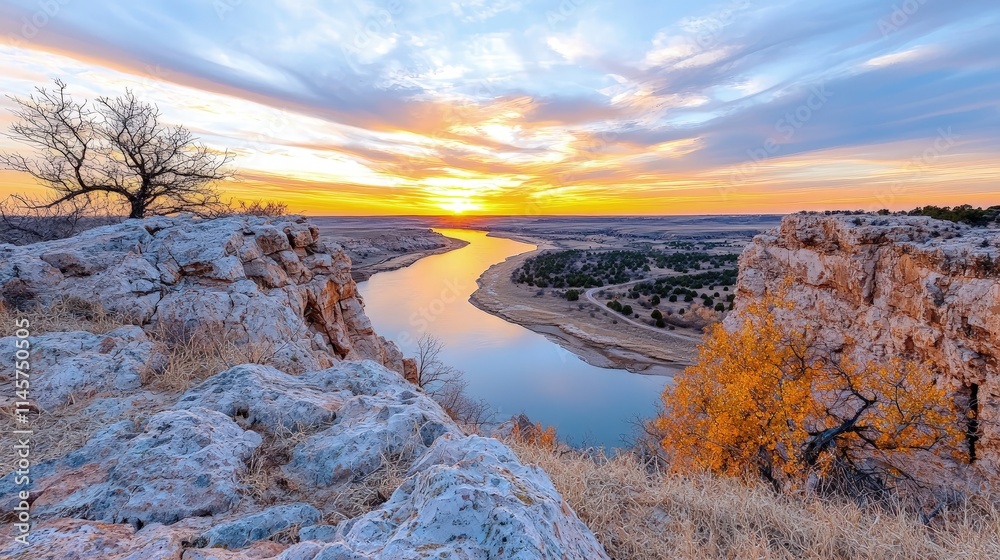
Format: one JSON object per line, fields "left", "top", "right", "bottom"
{"left": 512, "top": 421, "right": 558, "bottom": 450}
{"left": 657, "top": 292, "right": 965, "bottom": 485}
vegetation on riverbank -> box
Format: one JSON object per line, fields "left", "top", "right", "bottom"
{"left": 513, "top": 249, "right": 738, "bottom": 288}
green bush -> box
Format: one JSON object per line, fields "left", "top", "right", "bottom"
{"left": 907, "top": 205, "right": 1000, "bottom": 226}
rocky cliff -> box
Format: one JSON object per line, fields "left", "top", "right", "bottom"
{"left": 728, "top": 213, "right": 1000, "bottom": 478}
{"left": 0, "top": 216, "right": 609, "bottom": 559}
{"left": 0, "top": 215, "right": 409, "bottom": 375}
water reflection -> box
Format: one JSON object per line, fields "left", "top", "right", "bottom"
{"left": 357, "top": 229, "right": 667, "bottom": 448}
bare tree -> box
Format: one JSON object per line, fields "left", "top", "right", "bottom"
{"left": 413, "top": 334, "right": 494, "bottom": 430}
{"left": 413, "top": 334, "right": 464, "bottom": 396}
{"left": 209, "top": 199, "right": 289, "bottom": 218}
{"left": 0, "top": 80, "right": 233, "bottom": 219}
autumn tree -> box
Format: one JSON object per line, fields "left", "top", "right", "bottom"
{"left": 657, "top": 297, "right": 964, "bottom": 490}
{"left": 0, "top": 80, "right": 232, "bottom": 219}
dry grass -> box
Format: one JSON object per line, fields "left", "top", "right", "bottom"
{"left": 240, "top": 423, "right": 312, "bottom": 507}
{"left": 0, "top": 397, "right": 151, "bottom": 474}
{"left": 506, "top": 439, "right": 1000, "bottom": 560}
{"left": 330, "top": 451, "right": 409, "bottom": 518}
{"left": 0, "top": 299, "right": 135, "bottom": 474}
{"left": 143, "top": 324, "right": 282, "bottom": 392}
{"left": 268, "top": 523, "right": 302, "bottom": 545}
{"left": 0, "top": 297, "right": 127, "bottom": 337}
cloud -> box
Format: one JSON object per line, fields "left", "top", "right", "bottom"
{"left": 0, "top": 0, "right": 998, "bottom": 214}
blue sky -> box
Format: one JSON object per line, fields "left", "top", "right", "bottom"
{"left": 0, "top": 0, "right": 998, "bottom": 214}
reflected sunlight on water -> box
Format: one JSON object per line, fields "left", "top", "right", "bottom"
{"left": 358, "top": 229, "right": 668, "bottom": 448}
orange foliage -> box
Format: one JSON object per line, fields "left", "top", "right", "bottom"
{"left": 512, "top": 422, "right": 558, "bottom": 450}
{"left": 656, "top": 296, "right": 964, "bottom": 485}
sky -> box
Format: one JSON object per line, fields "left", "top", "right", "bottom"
{"left": 0, "top": 0, "right": 998, "bottom": 215}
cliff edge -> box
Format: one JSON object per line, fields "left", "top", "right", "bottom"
{"left": 0, "top": 216, "right": 609, "bottom": 559}
{"left": 728, "top": 213, "right": 999, "bottom": 478}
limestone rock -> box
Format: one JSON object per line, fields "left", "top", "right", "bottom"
{"left": 0, "top": 420, "right": 138, "bottom": 519}
{"left": 287, "top": 434, "right": 610, "bottom": 560}
{"left": 4, "top": 409, "right": 262, "bottom": 527}
{"left": 90, "top": 408, "right": 262, "bottom": 527}
{"left": 195, "top": 503, "right": 321, "bottom": 550}
{"left": 175, "top": 364, "right": 348, "bottom": 433}
{"left": 729, "top": 214, "right": 1000, "bottom": 477}
{"left": 0, "top": 326, "right": 166, "bottom": 410}
{"left": 0, "top": 215, "right": 405, "bottom": 374}
{"left": 282, "top": 389, "right": 459, "bottom": 493}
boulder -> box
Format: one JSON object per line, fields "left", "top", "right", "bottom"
{"left": 282, "top": 390, "right": 459, "bottom": 492}
{"left": 89, "top": 408, "right": 262, "bottom": 527}
{"left": 285, "top": 434, "right": 610, "bottom": 560}
{"left": 175, "top": 364, "right": 348, "bottom": 433}
{"left": 3, "top": 409, "right": 262, "bottom": 527}
{"left": 0, "top": 326, "right": 166, "bottom": 410}
{"left": 195, "top": 503, "right": 322, "bottom": 549}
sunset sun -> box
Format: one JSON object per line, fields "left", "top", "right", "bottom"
{"left": 440, "top": 198, "right": 481, "bottom": 215}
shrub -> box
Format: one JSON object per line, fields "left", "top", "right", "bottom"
{"left": 657, "top": 294, "right": 963, "bottom": 489}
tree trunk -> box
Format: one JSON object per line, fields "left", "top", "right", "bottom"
{"left": 129, "top": 198, "right": 145, "bottom": 219}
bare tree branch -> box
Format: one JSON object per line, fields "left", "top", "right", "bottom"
{"left": 1, "top": 80, "right": 233, "bottom": 219}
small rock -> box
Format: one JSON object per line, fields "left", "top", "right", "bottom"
{"left": 196, "top": 503, "right": 321, "bottom": 549}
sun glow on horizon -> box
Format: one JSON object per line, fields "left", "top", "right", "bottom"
{"left": 439, "top": 198, "right": 483, "bottom": 215}
{"left": 0, "top": 1, "right": 998, "bottom": 216}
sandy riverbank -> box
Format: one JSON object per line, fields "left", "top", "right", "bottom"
{"left": 350, "top": 235, "right": 469, "bottom": 281}
{"left": 470, "top": 233, "right": 699, "bottom": 376}
{"left": 312, "top": 220, "right": 470, "bottom": 281}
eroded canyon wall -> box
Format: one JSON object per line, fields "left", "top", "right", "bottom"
{"left": 728, "top": 214, "right": 1000, "bottom": 478}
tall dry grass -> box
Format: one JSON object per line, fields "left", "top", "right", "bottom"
{"left": 144, "top": 324, "right": 282, "bottom": 392}
{"left": 506, "top": 439, "right": 1000, "bottom": 560}
{"left": 0, "top": 297, "right": 127, "bottom": 337}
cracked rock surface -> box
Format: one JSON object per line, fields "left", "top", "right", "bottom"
{"left": 0, "top": 215, "right": 409, "bottom": 374}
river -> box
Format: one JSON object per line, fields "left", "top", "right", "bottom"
{"left": 356, "top": 229, "right": 668, "bottom": 448}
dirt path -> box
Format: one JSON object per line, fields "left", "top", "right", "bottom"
{"left": 583, "top": 278, "right": 701, "bottom": 342}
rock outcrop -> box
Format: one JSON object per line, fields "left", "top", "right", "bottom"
{"left": 0, "top": 216, "right": 608, "bottom": 559}
{"left": 0, "top": 215, "right": 410, "bottom": 375}
{"left": 0, "top": 327, "right": 165, "bottom": 409}
{"left": 728, "top": 213, "right": 1000, "bottom": 477}
{"left": 0, "top": 359, "right": 607, "bottom": 559}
